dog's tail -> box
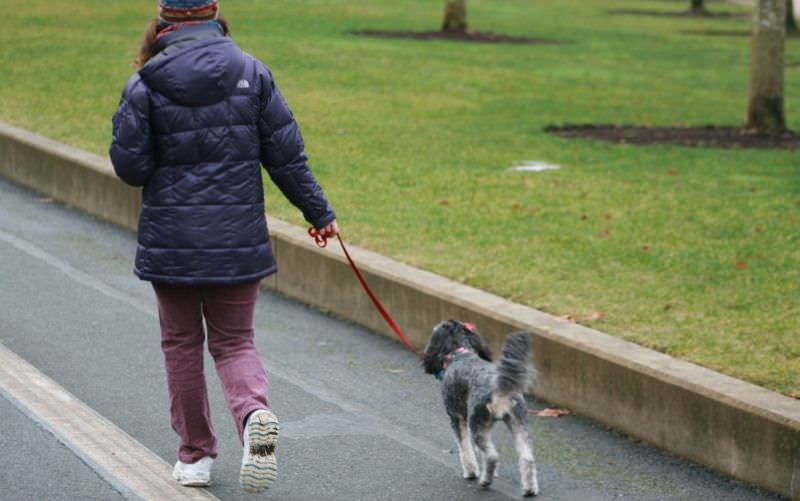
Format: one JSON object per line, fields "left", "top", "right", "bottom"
{"left": 496, "top": 331, "right": 535, "bottom": 395}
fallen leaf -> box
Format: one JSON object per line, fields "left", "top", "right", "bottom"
{"left": 668, "top": 169, "right": 679, "bottom": 176}
{"left": 534, "top": 408, "right": 571, "bottom": 417}
{"left": 580, "top": 214, "right": 588, "bottom": 221}
{"left": 755, "top": 227, "right": 764, "bottom": 234}
{"left": 735, "top": 261, "right": 748, "bottom": 270}
{"left": 663, "top": 304, "right": 673, "bottom": 311}
{"left": 558, "top": 315, "right": 576, "bottom": 323}
{"left": 438, "top": 199, "right": 449, "bottom": 206}
{"left": 512, "top": 202, "right": 521, "bottom": 209}
{"left": 749, "top": 187, "right": 758, "bottom": 193}
{"left": 607, "top": 459, "right": 617, "bottom": 465}
{"left": 583, "top": 311, "right": 607, "bottom": 321}
{"left": 641, "top": 245, "right": 650, "bottom": 252}
{"left": 603, "top": 213, "right": 613, "bottom": 220}
{"left": 596, "top": 230, "right": 609, "bottom": 238}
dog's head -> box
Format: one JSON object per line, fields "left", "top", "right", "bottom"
{"left": 422, "top": 320, "right": 493, "bottom": 375}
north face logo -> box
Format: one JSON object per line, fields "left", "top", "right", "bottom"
{"left": 237, "top": 80, "right": 250, "bottom": 89}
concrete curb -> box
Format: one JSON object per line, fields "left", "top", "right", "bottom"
{"left": 1, "top": 121, "right": 798, "bottom": 499}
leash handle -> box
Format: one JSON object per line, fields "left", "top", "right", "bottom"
{"left": 308, "top": 227, "right": 420, "bottom": 357}
{"left": 308, "top": 227, "right": 328, "bottom": 248}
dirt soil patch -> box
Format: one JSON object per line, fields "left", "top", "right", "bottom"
{"left": 546, "top": 124, "right": 800, "bottom": 150}
{"left": 606, "top": 9, "right": 748, "bottom": 19}
{"left": 351, "top": 30, "right": 559, "bottom": 45}
{"left": 680, "top": 29, "right": 753, "bottom": 37}
{"left": 681, "top": 29, "right": 800, "bottom": 38}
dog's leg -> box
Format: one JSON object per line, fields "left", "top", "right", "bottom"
{"left": 450, "top": 416, "right": 478, "bottom": 479}
{"left": 460, "top": 420, "right": 480, "bottom": 480}
{"left": 505, "top": 401, "right": 539, "bottom": 497}
{"left": 470, "top": 421, "right": 498, "bottom": 488}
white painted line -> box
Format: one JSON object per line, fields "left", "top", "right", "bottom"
{"left": 0, "top": 343, "right": 218, "bottom": 501}
{"left": 0, "top": 228, "right": 154, "bottom": 317}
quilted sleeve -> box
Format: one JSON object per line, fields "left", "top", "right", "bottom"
{"left": 256, "top": 65, "right": 336, "bottom": 229}
{"left": 109, "top": 75, "right": 156, "bottom": 187}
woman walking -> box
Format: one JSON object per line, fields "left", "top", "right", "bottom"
{"left": 109, "top": 0, "right": 338, "bottom": 492}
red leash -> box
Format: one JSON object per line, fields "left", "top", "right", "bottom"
{"left": 308, "top": 228, "right": 420, "bottom": 356}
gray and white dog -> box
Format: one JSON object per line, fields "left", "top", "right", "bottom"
{"left": 423, "top": 320, "right": 539, "bottom": 497}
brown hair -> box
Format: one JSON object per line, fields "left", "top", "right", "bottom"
{"left": 133, "top": 17, "right": 230, "bottom": 69}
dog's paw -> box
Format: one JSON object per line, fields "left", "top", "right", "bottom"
{"left": 522, "top": 485, "right": 540, "bottom": 497}
{"left": 462, "top": 462, "right": 479, "bottom": 480}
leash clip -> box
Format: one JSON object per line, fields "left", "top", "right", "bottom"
{"left": 308, "top": 227, "right": 328, "bottom": 248}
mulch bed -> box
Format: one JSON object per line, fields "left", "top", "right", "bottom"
{"left": 351, "top": 30, "right": 559, "bottom": 45}
{"left": 606, "top": 9, "right": 748, "bottom": 19}
{"left": 680, "top": 29, "right": 753, "bottom": 37}
{"left": 545, "top": 124, "right": 800, "bottom": 150}
{"left": 681, "top": 29, "right": 800, "bottom": 38}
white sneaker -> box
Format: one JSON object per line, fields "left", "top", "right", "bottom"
{"left": 240, "top": 409, "right": 279, "bottom": 493}
{"left": 172, "top": 456, "right": 213, "bottom": 487}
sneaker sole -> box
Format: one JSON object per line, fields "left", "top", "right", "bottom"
{"left": 176, "top": 478, "right": 212, "bottom": 487}
{"left": 240, "top": 410, "right": 279, "bottom": 493}
{"left": 172, "top": 471, "right": 211, "bottom": 487}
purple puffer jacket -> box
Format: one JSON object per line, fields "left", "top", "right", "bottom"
{"left": 110, "top": 22, "right": 335, "bottom": 285}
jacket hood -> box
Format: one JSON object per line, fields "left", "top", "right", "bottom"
{"left": 139, "top": 23, "right": 245, "bottom": 107}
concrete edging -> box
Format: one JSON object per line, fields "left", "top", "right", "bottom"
{"left": 1, "top": 121, "right": 798, "bottom": 499}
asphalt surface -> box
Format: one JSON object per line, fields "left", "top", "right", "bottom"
{"left": 0, "top": 177, "right": 786, "bottom": 501}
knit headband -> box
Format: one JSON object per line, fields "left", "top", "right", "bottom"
{"left": 159, "top": 0, "right": 219, "bottom": 25}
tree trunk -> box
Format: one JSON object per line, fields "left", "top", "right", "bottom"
{"left": 442, "top": 0, "right": 467, "bottom": 33}
{"left": 787, "top": 0, "right": 798, "bottom": 32}
{"left": 690, "top": 0, "right": 707, "bottom": 14}
{"left": 745, "top": 0, "right": 787, "bottom": 133}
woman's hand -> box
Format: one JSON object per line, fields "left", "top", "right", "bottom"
{"left": 320, "top": 219, "right": 339, "bottom": 238}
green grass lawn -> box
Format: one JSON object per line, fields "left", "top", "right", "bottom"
{"left": 1, "top": 0, "right": 798, "bottom": 396}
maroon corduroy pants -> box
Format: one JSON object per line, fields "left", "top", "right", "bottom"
{"left": 152, "top": 280, "right": 270, "bottom": 463}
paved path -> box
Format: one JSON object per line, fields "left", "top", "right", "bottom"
{"left": 0, "top": 178, "right": 785, "bottom": 500}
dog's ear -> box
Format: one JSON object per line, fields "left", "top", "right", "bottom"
{"left": 422, "top": 334, "right": 445, "bottom": 375}
{"left": 422, "top": 347, "right": 442, "bottom": 375}
{"left": 464, "top": 326, "right": 492, "bottom": 362}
